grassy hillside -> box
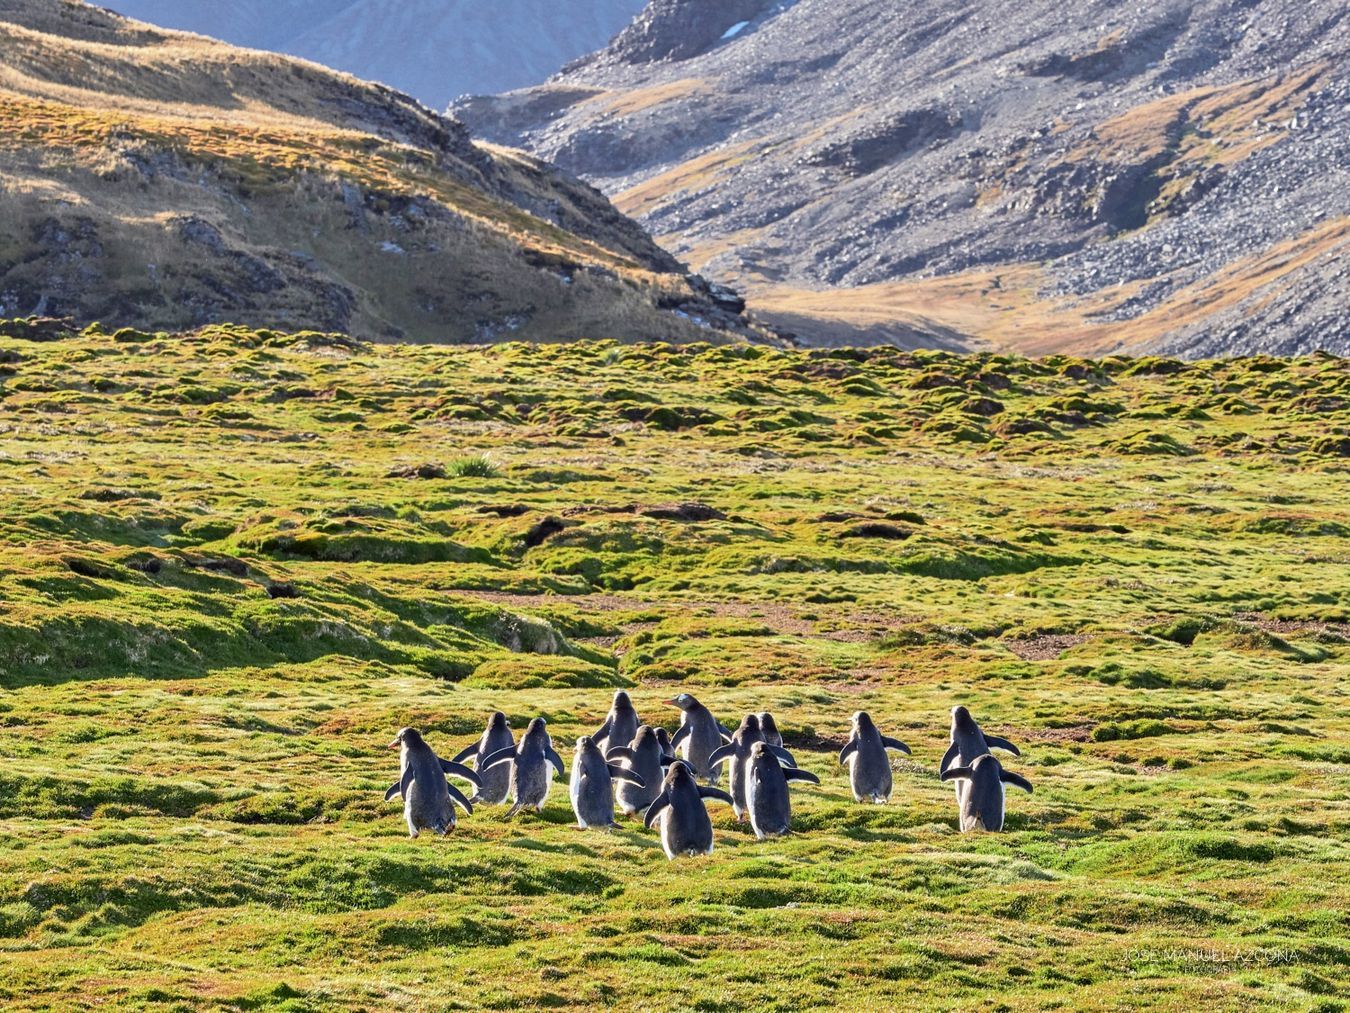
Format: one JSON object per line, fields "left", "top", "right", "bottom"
{"left": 0, "top": 0, "right": 753, "bottom": 344}
{"left": 0, "top": 323, "right": 1347, "bottom": 1009}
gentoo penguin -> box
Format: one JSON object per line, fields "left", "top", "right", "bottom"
{"left": 384, "top": 727, "right": 484, "bottom": 838}
{"left": 644, "top": 761, "right": 734, "bottom": 859}
{"left": 450, "top": 711, "right": 515, "bottom": 805}
{"left": 591, "top": 690, "right": 640, "bottom": 755}
{"left": 940, "top": 706, "right": 1020, "bottom": 807}
{"left": 757, "top": 712, "right": 784, "bottom": 749}
{"left": 654, "top": 727, "right": 674, "bottom": 758}
{"left": 607, "top": 724, "right": 676, "bottom": 816}
{"left": 706, "top": 714, "right": 797, "bottom": 821}
{"left": 480, "top": 717, "right": 566, "bottom": 817}
{"left": 939, "top": 753, "right": 1032, "bottom": 832}
{"left": 745, "top": 741, "right": 819, "bottom": 840}
{"left": 570, "top": 736, "right": 645, "bottom": 829}
{"left": 838, "top": 711, "right": 911, "bottom": 803}
{"left": 667, "top": 693, "right": 732, "bottom": 783}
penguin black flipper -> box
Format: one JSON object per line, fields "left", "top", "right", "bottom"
{"left": 838, "top": 739, "right": 859, "bottom": 765}
{"left": 440, "top": 759, "right": 485, "bottom": 787}
{"left": 545, "top": 746, "right": 566, "bottom": 777}
{"left": 783, "top": 768, "right": 821, "bottom": 785}
{"left": 698, "top": 786, "right": 734, "bottom": 806}
{"left": 939, "top": 741, "right": 960, "bottom": 773}
{"left": 384, "top": 781, "right": 402, "bottom": 802}
{"left": 706, "top": 744, "right": 735, "bottom": 767}
{"left": 450, "top": 744, "right": 477, "bottom": 764}
{"left": 446, "top": 781, "right": 474, "bottom": 815}
{"left": 717, "top": 722, "right": 734, "bottom": 737}
{"left": 658, "top": 753, "right": 679, "bottom": 767}
{"left": 940, "top": 765, "right": 974, "bottom": 782}
{"left": 643, "top": 792, "right": 671, "bottom": 829}
{"left": 769, "top": 744, "right": 797, "bottom": 767}
{"left": 605, "top": 746, "right": 637, "bottom": 762}
{"left": 671, "top": 723, "right": 691, "bottom": 748}
{"left": 607, "top": 764, "right": 646, "bottom": 787}
{"left": 983, "top": 735, "right": 1020, "bottom": 756}
{"left": 480, "top": 746, "right": 517, "bottom": 772}
{"left": 880, "top": 736, "right": 911, "bottom": 755}
{"left": 590, "top": 718, "right": 612, "bottom": 747}
{"left": 1000, "top": 770, "right": 1033, "bottom": 793}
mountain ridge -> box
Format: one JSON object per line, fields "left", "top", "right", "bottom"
{"left": 101, "top": 0, "right": 649, "bottom": 108}
{"left": 0, "top": 0, "right": 763, "bottom": 343}
{"left": 457, "top": 0, "right": 1350, "bottom": 357}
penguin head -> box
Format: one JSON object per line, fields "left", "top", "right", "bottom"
{"left": 758, "top": 712, "right": 779, "bottom": 735}
{"left": 574, "top": 735, "right": 597, "bottom": 756}
{"left": 748, "top": 741, "right": 774, "bottom": 764}
{"left": 664, "top": 693, "right": 696, "bottom": 710}
{"left": 851, "top": 711, "right": 876, "bottom": 734}
{"left": 738, "top": 712, "right": 761, "bottom": 736}
{"left": 613, "top": 690, "right": 633, "bottom": 710}
{"left": 487, "top": 711, "right": 510, "bottom": 732}
{"left": 951, "top": 705, "right": 975, "bottom": 732}
{"left": 389, "top": 727, "right": 423, "bottom": 750}
{"left": 665, "top": 759, "right": 697, "bottom": 788}
{"left": 654, "top": 727, "right": 672, "bottom": 749}
{"left": 524, "top": 717, "right": 548, "bottom": 740}
{"left": 969, "top": 753, "right": 1000, "bottom": 776}
{"left": 633, "top": 725, "right": 657, "bottom": 748}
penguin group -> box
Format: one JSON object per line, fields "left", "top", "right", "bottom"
{"left": 385, "top": 693, "right": 1033, "bottom": 857}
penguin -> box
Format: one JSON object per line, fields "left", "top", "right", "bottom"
{"left": 654, "top": 726, "right": 674, "bottom": 758}
{"left": 706, "top": 714, "right": 797, "bottom": 821}
{"left": 757, "top": 712, "right": 784, "bottom": 749}
{"left": 449, "top": 711, "right": 515, "bottom": 805}
{"left": 745, "top": 741, "right": 819, "bottom": 840}
{"left": 643, "top": 760, "right": 735, "bottom": 859}
{"left": 838, "top": 710, "right": 911, "bottom": 803}
{"left": 479, "top": 717, "right": 566, "bottom": 817}
{"left": 570, "top": 736, "right": 646, "bottom": 829}
{"left": 606, "top": 724, "right": 676, "bottom": 816}
{"left": 939, "top": 753, "right": 1032, "bottom": 832}
{"left": 940, "top": 706, "right": 1020, "bottom": 808}
{"left": 590, "top": 690, "right": 640, "bottom": 756}
{"left": 667, "top": 693, "right": 732, "bottom": 783}
{"left": 384, "top": 727, "right": 484, "bottom": 838}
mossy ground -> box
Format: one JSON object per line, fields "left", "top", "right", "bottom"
{"left": 0, "top": 326, "right": 1347, "bottom": 1010}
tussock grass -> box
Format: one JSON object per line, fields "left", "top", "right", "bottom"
{"left": 0, "top": 326, "right": 1346, "bottom": 1007}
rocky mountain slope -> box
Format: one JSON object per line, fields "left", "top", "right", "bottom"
{"left": 102, "top": 0, "right": 648, "bottom": 108}
{"left": 457, "top": 0, "right": 1349, "bottom": 356}
{"left": 0, "top": 0, "right": 759, "bottom": 342}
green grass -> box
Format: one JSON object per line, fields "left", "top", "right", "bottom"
{"left": 447, "top": 454, "right": 500, "bottom": 479}
{"left": 0, "top": 324, "right": 1347, "bottom": 1010}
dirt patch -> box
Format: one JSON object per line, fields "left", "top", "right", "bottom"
{"left": 1004, "top": 634, "right": 1090, "bottom": 660}
{"left": 840, "top": 522, "right": 913, "bottom": 540}
{"left": 639, "top": 502, "right": 727, "bottom": 522}
{"left": 1232, "top": 612, "right": 1350, "bottom": 639}
{"left": 1018, "top": 723, "right": 1096, "bottom": 743}
{"left": 387, "top": 463, "right": 446, "bottom": 479}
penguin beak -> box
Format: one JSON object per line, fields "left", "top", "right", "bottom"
{"left": 663, "top": 698, "right": 677, "bottom": 706}
{"left": 388, "top": 738, "right": 400, "bottom": 749}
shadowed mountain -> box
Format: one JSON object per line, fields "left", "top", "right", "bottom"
{"left": 0, "top": 0, "right": 762, "bottom": 342}
{"left": 101, "top": 0, "right": 649, "bottom": 109}
{"left": 457, "top": 0, "right": 1349, "bottom": 356}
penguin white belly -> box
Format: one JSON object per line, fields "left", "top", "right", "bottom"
{"left": 659, "top": 813, "right": 679, "bottom": 859}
